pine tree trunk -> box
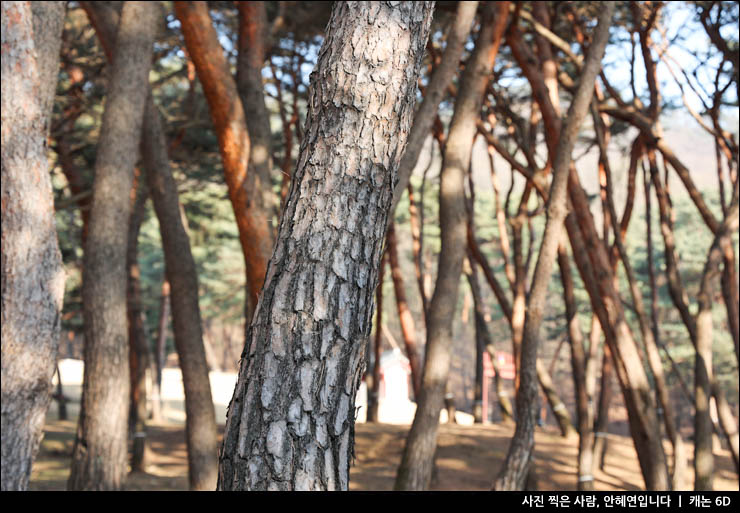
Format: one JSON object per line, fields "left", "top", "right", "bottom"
{"left": 367, "top": 255, "right": 385, "bottom": 424}
{"left": 1, "top": 1, "right": 66, "bottom": 490}
{"left": 126, "top": 175, "right": 151, "bottom": 474}
{"left": 151, "top": 280, "right": 169, "bottom": 424}
{"left": 387, "top": 222, "right": 423, "bottom": 399}
{"left": 493, "top": 6, "right": 613, "bottom": 489}
{"left": 174, "top": 1, "right": 273, "bottom": 318}
{"left": 558, "top": 247, "right": 595, "bottom": 490}
{"left": 68, "top": 1, "right": 158, "bottom": 490}
{"left": 82, "top": 1, "right": 221, "bottom": 489}
{"left": 217, "top": 2, "right": 434, "bottom": 491}
{"left": 395, "top": 2, "right": 509, "bottom": 491}
{"left": 236, "top": 1, "right": 275, "bottom": 229}
{"left": 390, "top": 0, "right": 478, "bottom": 213}
{"left": 694, "top": 196, "right": 739, "bottom": 490}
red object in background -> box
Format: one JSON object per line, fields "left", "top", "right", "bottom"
{"left": 483, "top": 351, "right": 515, "bottom": 380}
{"left": 481, "top": 351, "right": 515, "bottom": 424}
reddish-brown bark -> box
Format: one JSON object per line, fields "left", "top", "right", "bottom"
{"left": 174, "top": 1, "right": 273, "bottom": 316}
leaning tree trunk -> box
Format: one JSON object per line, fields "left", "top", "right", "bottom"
{"left": 174, "top": 1, "right": 273, "bottom": 320}
{"left": 387, "top": 222, "right": 423, "bottom": 399}
{"left": 82, "top": 0, "right": 220, "bottom": 489}
{"left": 390, "top": 0, "right": 478, "bottom": 214}
{"left": 217, "top": 2, "right": 434, "bottom": 491}
{"left": 395, "top": 2, "right": 510, "bottom": 491}
{"left": 1, "top": 0, "right": 66, "bottom": 491}
{"left": 67, "top": 1, "right": 158, "bottom": 491}
{"left": 493, "top": 5, "right": 613, "bottom": 490}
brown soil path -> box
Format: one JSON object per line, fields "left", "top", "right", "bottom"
{"left": 29, "top": 419, "right": 738, "bottom": 491}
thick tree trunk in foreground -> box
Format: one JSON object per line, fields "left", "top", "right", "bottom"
{"left": 82, "top": 0, "right": 219, "bottom": 490}
{"left": 1, "top": 1, "right": 66, "bottom": 491}
{"left": 395, "top": 2, "right": 509, "bottom": 491}
{"left": 493, "top": 5, "right": 613, "bottom": 490}
{"left": 68, "top": 1, "right": 157, "bottom": 490}
{"left": 175, "top": 0, "right": 273, "bottom": 319}
{"left": 217, "top": 2, "right": 434, "bottom": 490}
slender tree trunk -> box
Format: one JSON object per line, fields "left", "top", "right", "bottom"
{"left": 175, "top": 0, "right": 273, "bottom": 319}
{"left": 558, "top": 247, "right": 594, "bottom": 490}
{"left": 387, "top": 222, "right": 423, "bottom": 399}
{"left": 151, "top": 280, "right": 170, "bottom": 424}
{"left": 236, "top": 1, "right": 275, "bottom": 231}
{"left": 465, "top": 257, "right": 514, "bottom": 423}
{"left": 390, "top": 0, "right": 479, "bottom": 214}
{"left": 126, "top": 174, "right": 151, "bottom": 474}
{"left": 368, "top": 254, "right": 385, "bottom": 424}
{"left": 395, "top": 3, "right": 509, "bottom": 491}
{"left": 1, "top": 2, "right": 66, "bottom": 491}
{"left": 596, "top": 103, "right": 686, "bottom": 490}
{"left": 82, "top": 1, "right": 220, "bottom": 490}
{"left": 217, "top": 2, "right": 434, "bottom": 490}
{"left": 493, "top": 7, "right": 613, "bottom": 489}
{"left": 408, "top": 181, "right": 429, "bottom": 322}
{"left": 694, "top": 193, "right": 739, "bottom": 490}
{"left": 592, "top": 346, "right": 614, "bottom": 471}
{"left": 68, "top": 1, "right": 158, "bottom": 491}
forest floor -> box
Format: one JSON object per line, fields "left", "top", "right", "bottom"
{"left": 30, "top": 418, "right": 738, "bottom": 491}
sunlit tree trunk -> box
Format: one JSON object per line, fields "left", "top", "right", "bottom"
{"left": 83, "top": 0, "right": 220, "bottom": 489}
{"left": 493, "top": 5, "right": 613, "bottom": 489}
{"left": 394, "top": 3, "right": 509, "bottom": 491}
{"left": 391, "top": 0, "right": 478, "bottom": 214}
{"left": 175, "top": 0, "right": 273, "bottom": 319}
{"left": 217, "top": 2, "right": 434, "bottom": 490}
{"left": 68, "top": 1, "right": 158, "bottom": 490}
{"left": 1, "top": 0, "right": 66, "bottom": 491}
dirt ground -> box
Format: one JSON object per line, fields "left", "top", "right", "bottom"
{"left": 29, "top": 418, "right": 738, "bottom": 491}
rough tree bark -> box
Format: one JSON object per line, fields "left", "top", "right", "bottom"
{"left": 493, "top": 4, "right": 613, "bottom": 490}
{"left": 82, "top": 0, "right": 220, "bottom": 490}
{"left": 174, "top": 0, "right": 273, "bottom": 319}
{"left": 395, "top": 2, "right": 510, "bottom": 491}
{"left": 217, "top": 2, "right": 434, "bottom": 491}
{"left": 67, "top": 1, "right": 158, "bottom": 491}
{"left": 1, "top": 1, "right": 66, "bottom": 491}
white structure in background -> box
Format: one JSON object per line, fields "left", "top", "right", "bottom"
{"left": 53, "top": 351, "right": 474, "bottom": 426}
{"left": 355, "top": 348, "right": 473, "bottom": 425}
